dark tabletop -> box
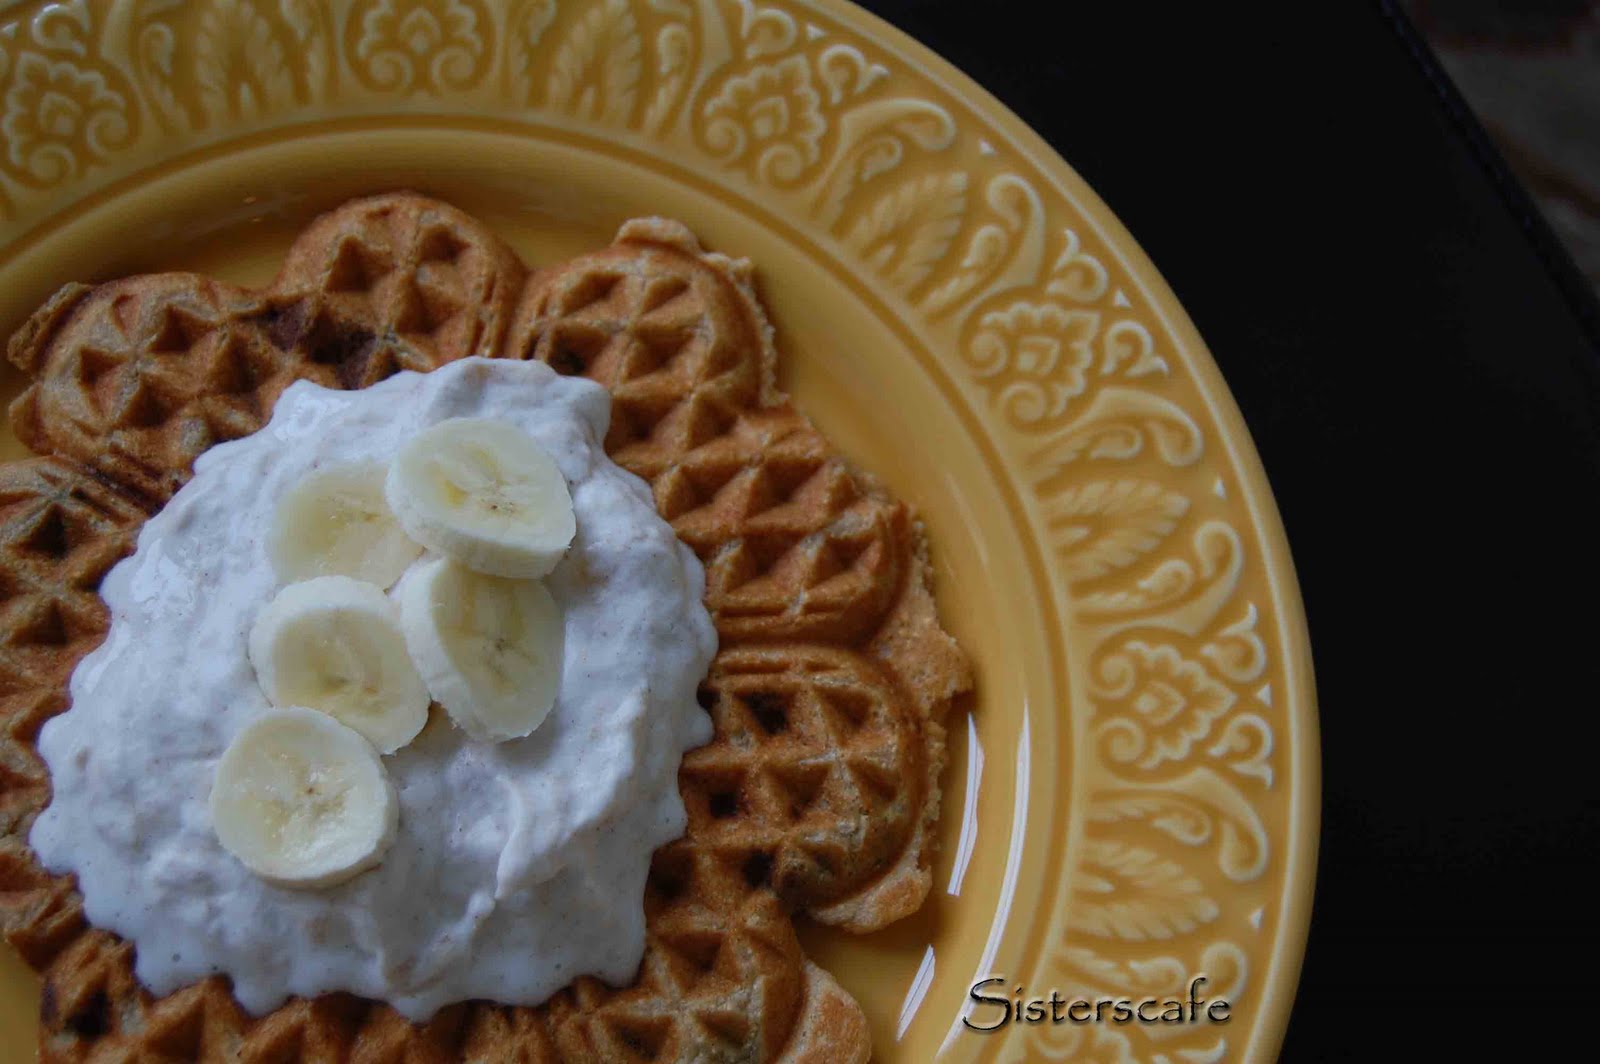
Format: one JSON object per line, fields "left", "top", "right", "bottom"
{"left": 857, "top": 2, "right": 1600, "bottom": 1058}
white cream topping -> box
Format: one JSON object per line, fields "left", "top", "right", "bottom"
{"left": 29, "top": 358, "right": 717, "bottom": 1020}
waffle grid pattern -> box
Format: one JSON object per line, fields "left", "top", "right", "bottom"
{"left": 0, "top": 195, "right": 971, "bottom": 1062}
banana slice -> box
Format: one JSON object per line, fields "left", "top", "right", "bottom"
{"left": 210, "top": 706, "right": 398, "bottom": 888}
{"left": 270, "top": 463, "right": 422, "bottom": 589}
{"left": 385, "top": 418, "right": 576, "bottom": 579}
{"left": 398, "top": 556, "right": 564, "bottom": 742}
{"left": 248, "top": 576, "right": 431, "bottom": 754}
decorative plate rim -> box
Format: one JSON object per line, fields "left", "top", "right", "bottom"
{"left": 0, "top": 1, "right": 1318, "bottom": 1060}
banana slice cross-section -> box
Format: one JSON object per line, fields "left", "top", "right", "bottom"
{"left": 210, "top": 706, "right": 398, "bottom": 888}
{"left": 385, "top": 418, "right": 576, "bottom": 579}
{"left": 399, "top": 556, "right": 564, "bottom": 743}
{"left": 270, "top": 463, "right": 422, "bottom": 589}
{"left": 249, "top": 576, "right": 431, "bottom": 754}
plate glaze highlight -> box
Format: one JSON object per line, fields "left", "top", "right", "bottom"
{"left": 0, "top": 2, "right": 1316, "bottom": 1060}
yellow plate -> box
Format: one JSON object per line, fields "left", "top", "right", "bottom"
{"left": 0, "top": 1, "right": 1317, "bottom": 1060}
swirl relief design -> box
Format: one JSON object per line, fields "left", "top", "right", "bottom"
{"left": 0, "top": 2, "right": 1307, "bottom": 1061}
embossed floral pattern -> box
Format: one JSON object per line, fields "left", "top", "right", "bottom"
{"left": 352, "top": 0, "right": 490, "bottom": 93}
{"left": 702, "top": 53, "right": 826, "bottom": 183}
{"left": 194, "top": 0, "right": 298, "bottom": 120}
{"left": 128, "top": 0, "right": 328, "bottom": 134}
{"left": 969, "top": 301, "right": 1099, "bottom": 427}
{"left": 1, "top": 53, "right": 131, "bottom": 187}
{"left": 1093, "top": 641, "right": 1237, "bottom": 770}
{"left": 1045, "top": 479, "right": 1190, "bottom": 584}
{"left": 543, "top": 0, "right": 641, "bottom": 123}
{"left": 1071, "top": 839, "right": 1220, "bottom": 941}
{"left": 1003, "top": 1024, "right": 1140, "bottom": 1064}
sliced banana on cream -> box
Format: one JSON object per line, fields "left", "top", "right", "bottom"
{"left": 210, "top": 706, "right": 398, "bottom": 889}
{"left": 399, "top": 556, "right": 564, "bottom": 743}
{"left": 385, "top": 418, "right": 576, "bottom": 579}
{"left": 270, "top": 463, "right": 422, "bottom": 589}
{"left": 248, "top": 576, "right": 431, "bottom": 754}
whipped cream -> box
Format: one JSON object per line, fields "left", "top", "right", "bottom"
{"left": 30, "top": 358, "right": 717, "bottom": 1019}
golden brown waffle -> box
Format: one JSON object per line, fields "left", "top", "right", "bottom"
{"left": 510, "top": 220, "right": 969, "bottom": 931}
{"left": 8, "top": 195, "right": 524, "bottom": 504}
{"left": 31, "top": 898, "right": 860, "bottom": 1062}
{"left": 0, "top": 459, "right": 147, "bottom": 979}
{"left": 0, "top": 194, "right": 971, "bottom": 1062}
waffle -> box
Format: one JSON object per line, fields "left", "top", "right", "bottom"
{"left": 1, "top": 194, "right": 972, "bottom": 1062}
{"left": 0, "top": 459, "right": 147, "bottom": 978}
{"left": 8, "top": 195, "right": 524, "bottom": 504}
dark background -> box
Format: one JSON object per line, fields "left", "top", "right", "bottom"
{"left": 855, "top": 1, "right": 1600, "bottom": 1059}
